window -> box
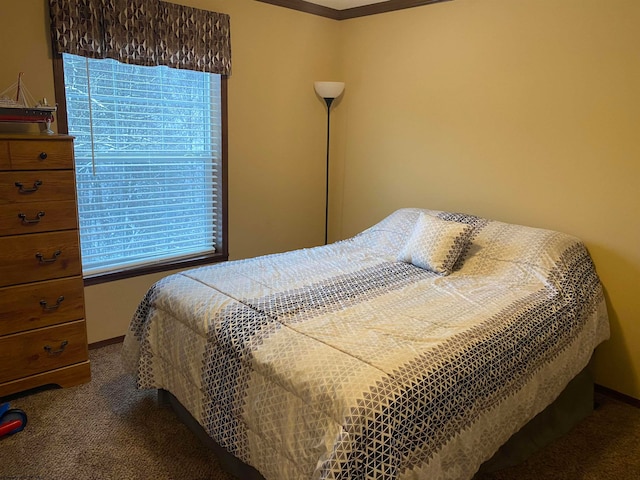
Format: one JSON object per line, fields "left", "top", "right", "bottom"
{"left": 59, "top": 53, "right": 227, "bottom": 283}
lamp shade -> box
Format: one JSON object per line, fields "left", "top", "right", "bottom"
{"left": 314, "top": 81, "right": 345, "bottom": 99}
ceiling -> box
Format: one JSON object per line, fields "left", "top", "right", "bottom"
{"left": 256, "top": 0, "right": 451, "bottom": 20}
{"left": 304, "top": 0, "right": 389, "bottom": 9}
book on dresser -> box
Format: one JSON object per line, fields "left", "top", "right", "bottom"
{"left": 0, "top": 133, "right": 90, "bottom": 398}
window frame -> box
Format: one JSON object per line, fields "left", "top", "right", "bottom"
{"left": 52, "top": 55, "right": 229, "bottom": 286}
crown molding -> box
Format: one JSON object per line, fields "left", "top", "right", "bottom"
{"left": 255, "top": 0, "right": 452, "bottom": 20}
{"left": 256, "top": 0, "right": 341, "bottom": 19}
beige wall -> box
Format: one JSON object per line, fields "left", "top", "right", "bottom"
{"left": 0, "top": 0, "right": 340, "bottom": 343}
{"left": 2, "top": 0, "right": 638, "bottom": 400}
{"left": 337, "top": 0, "right": 640, "bottom": 399}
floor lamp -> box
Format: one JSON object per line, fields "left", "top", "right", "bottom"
{"left": 314, "top": 81, "right": 345, "bottom": 245}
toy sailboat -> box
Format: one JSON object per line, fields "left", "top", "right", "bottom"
{"left": 0, "top": 73, "right": 57, "bottom": 133}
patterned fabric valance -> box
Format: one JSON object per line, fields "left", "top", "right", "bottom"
{"left": 49, "top": 0, "right": 231, "bottom": 75}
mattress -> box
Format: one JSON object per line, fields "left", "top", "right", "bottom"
{"left": 122, "top": 208, "right": 610, "bottom": 480}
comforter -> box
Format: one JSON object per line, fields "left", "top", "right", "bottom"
{"left": 122, "top": 208, "right": 609, "bottom": 480}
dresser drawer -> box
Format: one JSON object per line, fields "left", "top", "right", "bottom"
{"left": 0, "top": 171, "right": 76, "bottom": 204}
{"left": 0, "top": 277, "right": 85, "bottom": 335}
{"left": 0, "top": 230, "right": 82, "bottom": 288}
{"left": 0, "top": 200, "right": 78, "bottom": 236}
{"left": 0, "top": 320, "right": 88, "bottom": 384}
{"left": 7, "top": 139, "right": 74, "bottom": 170}
{"left": 0, "top": 141, "right": 9, "bottom": 169}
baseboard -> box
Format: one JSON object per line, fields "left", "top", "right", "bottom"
{"left": 595, "top": 384, "right": 640, "bottom": 409}
{"left": 88, "top": 335, "right": 125, "bottom": 350}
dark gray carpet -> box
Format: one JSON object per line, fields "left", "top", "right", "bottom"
{"left": 1, "top": 343, "right": 639, "bottom": 479}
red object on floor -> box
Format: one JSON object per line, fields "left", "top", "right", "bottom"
{"left": 0, "top": 402, "right": 27, "bottom": 438}
{"left": 0, "top": 419, "right": 24, "bottom": 437}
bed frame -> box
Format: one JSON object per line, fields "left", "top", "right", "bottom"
{"left": 158, "top": 367, "right": 593, "bottom": 479}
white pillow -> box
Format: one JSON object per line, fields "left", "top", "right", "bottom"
{"left": 397, "top": 212, "right": 472, "bottom": 275}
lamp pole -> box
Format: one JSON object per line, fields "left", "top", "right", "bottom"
{"left": 322, "top": 97, "right": 334, "bottom": 245}
{"left": 314, "top": 82, "right": 345, "bottom": 245}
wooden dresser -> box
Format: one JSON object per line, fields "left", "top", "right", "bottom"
{"left": 0, "top": 134, "right": 90, "bottom": 398}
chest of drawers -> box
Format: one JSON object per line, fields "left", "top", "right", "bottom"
{"left": 0, "top": 134, "right": 90, "bottom": 398}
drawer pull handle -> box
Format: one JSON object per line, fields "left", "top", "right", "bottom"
{"left": 15, "top": 180, "right": 43, "bottom": 194}
{"left": 40, "top": 296, "right": 65, "bottom": 311}
{"left": 44, "top": 340, "right": 68, "bottom": 356}
{"left": 39, "top": 152, "right": 48, "bottom": 160}
{"left": 35, "top": 250, "right": 61, "bottom": 264}
{"left": 18, "top": 211, "right": 45, "bottom": 224}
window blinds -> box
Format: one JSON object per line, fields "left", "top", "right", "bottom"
{"left": 63, "top": 53, "right": 222, "bottom": 274}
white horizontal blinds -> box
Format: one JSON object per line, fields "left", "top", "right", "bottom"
{"left": 62, "top": 53, "right": 221, "bottom": 274}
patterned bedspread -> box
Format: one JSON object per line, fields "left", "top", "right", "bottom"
{"left": 122, "top": 208, "right": 609, "bottom": 480}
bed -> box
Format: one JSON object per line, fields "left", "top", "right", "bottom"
{"left": 122, "top": 207, "right": 609, "bottom": 480}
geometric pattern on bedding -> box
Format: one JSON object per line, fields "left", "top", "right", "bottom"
{"left": 122, "top": 208, "right": 610, "bottom": 480}
{"left": 200, "top": 262, "right": 436, "bottom": 461}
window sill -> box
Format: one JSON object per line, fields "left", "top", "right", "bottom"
{"left": 82, "top": 252, "right": 229, "bottom": 286}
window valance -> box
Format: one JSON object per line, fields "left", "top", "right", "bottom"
{"left": 49, "top": 0, "right": 231, "bottom": 75}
